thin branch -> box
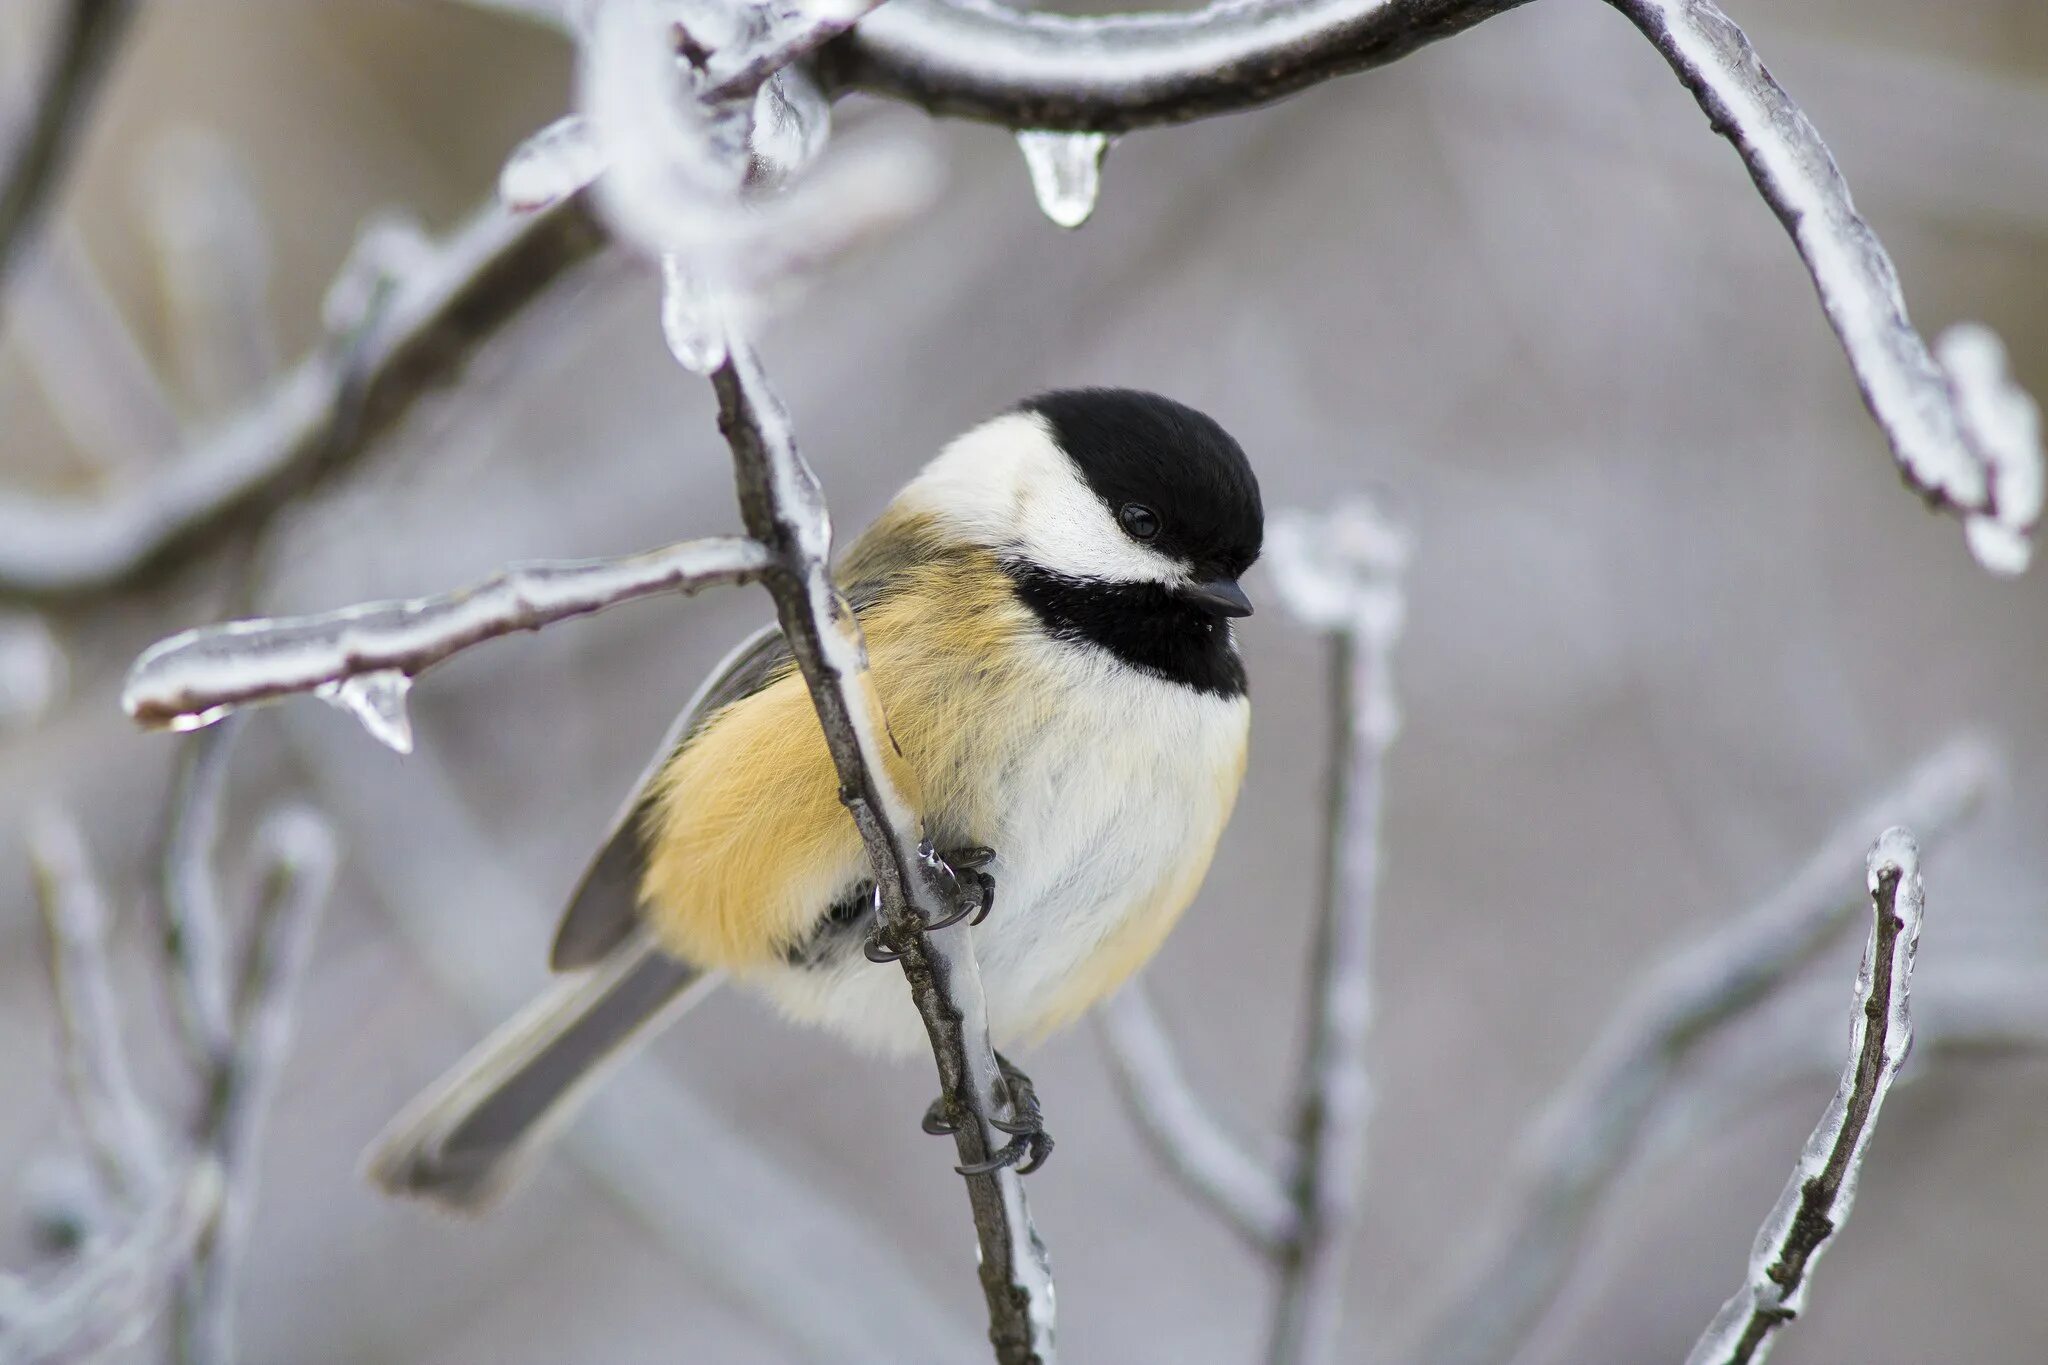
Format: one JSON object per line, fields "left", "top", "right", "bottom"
{"left": 1097, "top": 984, "right": 1296, "bottom": 1252}
{"left": 1409, "top": 735, "right": 1996, "bottom": 1365}
{"left": 1605, "top": 0, "right": 2041, "bottom": 572}
{"left": 28, "top": 811, "right": 170, "bottom": 1207}
{"left": 711, "top": 340, "right": 1055, "bottom": 1365}
{"left": 1268, "top": 506, "right": 1408, "bottom": 1365}
{"left": 120, "top": 535, "right": 771, "bottom": 731}
{"left": 0, "top": 0, "right": 136, "bottom": 295}
{"left": 1685, "top": 828, "right": 1925, "bottom": 1365}
{"left": 172, "top": 806, "right": 339, "bottom": 1365}
{"left": 155, "top": 721, "right": 243, "bottom": 1070}
{"left": 0, "top": 1163, "right": 224, "bottom": 1365}
{"left": 820, "top": 0, "right": 1534, "bottom": 133}
{"left": 0, "top": 193, "right": 609, "bottom": 598}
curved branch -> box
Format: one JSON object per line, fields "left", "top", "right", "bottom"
{"left": 0, "top": 0, "right": 136, "bottom": 293}
{"left": 821, "top": 0, "right": 1532, "bottom": 132}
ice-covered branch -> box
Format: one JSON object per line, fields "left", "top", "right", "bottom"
{"left": 28, "top": 812, "right": 170, "bottom": 1207}
{"left": 120, "top": 534, "right": 771, "bottom": 741}
{"left": 172, "top": 805, "right": 339, "bottom": 1365}
{"left": 0, "top": 193, "right": 608, "bottom": 598}
{"left": 1606, "top": 0, "right": 2042, "bottom": 573}
{"left": 1097, "top": 498, "right": 1408, "bottom": 1365}
{"left": 1685, "top": 828, "right": 1925, "bottom": 1365}
{"left": 711, "top": 341, "right": 1056, "bottom": 1364}
{"left": 1410, "top": 735, "right": 1994, "bottom": 1365}
{"left": 1097, "top": 984, "right": 1296, "bottom": 1252}
{"left": 0, "top": 0, "right": 136, "bottom": 292}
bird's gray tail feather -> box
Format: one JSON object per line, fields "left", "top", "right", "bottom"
{"left": 364, "top": 932, "right": 713, "bottom": 1212}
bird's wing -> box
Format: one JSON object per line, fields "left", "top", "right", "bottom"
{"left": 547, "top": 622, "right": 794, "bottom": 970}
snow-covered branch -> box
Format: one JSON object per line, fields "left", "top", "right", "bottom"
{"left": 1097, "top": 984, "right": 1296, "bottom": 1251}
{"left": 0, "top": 193, "right": 608, "bottom": 598}
{"left": 1410, "top": 735, "right": 1995, "bottom": 1365}
{"left": 712, "top": 341, "right": 1056, "bottom": 1365}
{"left": 1685, "top": 828, "right": 1925, "bottom": 1365}
{"left": 1099, "top": 496, "right": 1409, "bottom": 1365}
{"left": 120, "top": 535, "right": 771, "bottom": 743}
{"left": 1607, "top": 0, "right": 2041, "bottom": 573}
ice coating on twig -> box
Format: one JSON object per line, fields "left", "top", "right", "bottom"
{"left": 1267, "top": 497, "right": 1411, "bottom": 745}
{"left": 1937, "top": 324, "right": 2044, "bottom": 576}
{"left": 120, "top": 536, "right": 769, "bottom": 734}
{"left": 320, "top": 211, "right": 436, "bottom": 337}
{"left": 1684, "top": 827, "right": 1925, "bottom": 1365}
{"left": 1015, "top": 131, "right": 1107, "bottom": 229}
{"left": 660, "top": 253, "right": 729, "bottom": 373}
{"left": 498, "top": 113, "right": 608, "bottom": 213}
{"left": 314, "top": 672, "right": 415, "bottom": 754}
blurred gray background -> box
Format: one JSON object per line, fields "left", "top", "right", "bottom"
{"left": 3, "top": 1, "right": 2047, "bottom": 1361}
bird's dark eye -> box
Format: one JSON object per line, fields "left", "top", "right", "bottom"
{"left": 1118, "top": 503, "right": 1161, "bottom": 542}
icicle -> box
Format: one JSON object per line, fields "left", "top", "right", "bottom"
{"left": 499, "top": 114, "right": 609, "bottom": 213}
{"left": 660, "top": 254, "right": 728, "bottom": 373}
{"left": 313, "top": 671, "right": 415, "bottom": 754}
{"left": 1936, "top": 323, "right": 2042, "bottom": 576}
{"left": 1015, "top": 131, "right": 1109, "bottom": 230}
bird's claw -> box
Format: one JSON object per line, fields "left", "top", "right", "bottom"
{"left": 915, "top": 841, "right": 998, "bottom": 932}
{"left": 931, "top": 1052, "right": 1053, "bottom": 1177}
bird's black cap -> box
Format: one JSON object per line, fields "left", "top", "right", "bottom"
{"left": 1021, "top": 388, "right": 1263, "bottom": 580}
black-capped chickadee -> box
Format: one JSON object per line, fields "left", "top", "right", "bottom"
{"left": 367, "top": 388, "right": 1263, "bottom": 1209}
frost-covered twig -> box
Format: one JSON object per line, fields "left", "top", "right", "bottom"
{"left": 157, "top": 722, "right": 243, "bottom": 1069}
{"left": 120, "top": 534, "right": 771, "bottom": 735}
{"left": 1606, "top": 0, "right": 2041, "bottom": 573}
{"left": 1097, "top": 984, "right": 1295, "bottom": 1251}
{"left": 172, "top": 806, "right": 339, "bottom": 1365}
{"left": 712, "top": 342, "right": 1056, "bottom": 1364}
{"left": 0, "top": 1163, "right": 224, "bottom": 1365}
{"left": 28, "top": 812, "right": 170, "bottom": 1207}
{"left": 1685, "top": 828, "right": 1925, "bottom": 1365}
{"left": 1410, "top": 735, "right": 1994, "bottom": 1365}
{"left": 1098, "top": 498, "right": 1408, "bottom": 1365}
{"left": 0, "top": 0, "right": 136, "bottom": 292}
{"left": 0, "top": 193, "right": 608, "bottom": 598}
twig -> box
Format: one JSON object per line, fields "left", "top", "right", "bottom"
{"left": 1409, "top": 735, "right": 1996, "bottom": 1365}
{"left": 172, "top": 806, "right": 339, "bottom": 1365}
{"left": 0, "top": 193, "right": 609, "bottom": 598}
{"left": 27, "top": 811, "right": 169, "bottom": 1207}
{"left": 1097, "top": 984, "right": 1296, "bottom": 1252}
{"left": 1605, "top": 0, "right": 2040, "bottom": 572}
{"left": 0, "top": 1163, "right": 224, "bottom": 1365}
{"left": 155, "top": 721, "right": 243, "bottom": 1069}
{"left": 1685, "top": 828, "right": 1925, "bottom": 1365}
{"left": 120, "top": 534, "right": 771, "bottom": 731}
{"left": 0, "top": 0, "right": 136, "bottom": 294}
{"left": 711, "top": 341, "right": 1056, "bottom": 1365}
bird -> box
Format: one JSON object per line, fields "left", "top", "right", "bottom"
{"left": 366, "top": 387, "right": 1263, "bottom": 1210}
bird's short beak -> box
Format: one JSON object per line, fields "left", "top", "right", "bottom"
{"left": 1187, "top": 577, "right": 1254, "bottom": 618}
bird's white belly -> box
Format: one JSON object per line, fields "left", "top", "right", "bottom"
{"left": 748, "top": 649, "right": 1248, "bottom": 1056}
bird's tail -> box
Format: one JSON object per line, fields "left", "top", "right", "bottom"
{"left": 364, "top": 931, "right": 714, "bottom": 1212}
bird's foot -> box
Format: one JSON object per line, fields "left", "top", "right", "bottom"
{"left": 947, "top": 1052, "right": 1054, "bottom": 1177}
{"left": 862, "top": 844, "right": 995, "bottom": 963}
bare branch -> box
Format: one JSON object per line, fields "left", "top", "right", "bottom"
{"left": 1605, "top": 0, "right": 2042, "bottom": 572}
{"left": 172, "top": 806, "right": 340, "bottom": 1365}
{"left": 1097, "top": 984, "right": 1296, "bottom": 1251}
{"left": 155, "top": 722, "right": 243, "bottom": 1069}
{"left": 712, "top": 341, "right": 1056, "bottom": 1364}
{"left": 1411, "top": 736, "right": 1996, "bottom": 1365}
{"left": 1686, "top": 828, "right": 1925, "bottom": 1365}
{"left": 28, "top": 811, "right": 170, "bottom": 1206}
{"left": 120, "top": 535, "right": 771, "bottom": 733}
{"left": 0, "top": 193, "right": 609, "bottom": 598}
{"left": 0, "top": 0, "right": 136, "bottom": 294}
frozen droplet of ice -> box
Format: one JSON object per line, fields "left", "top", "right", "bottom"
{"left": 1937, "top": 322, "right": 2041, "bottom": 576}
{"left": 314, "top": 670, "right": 415, "bottom": 754}
{"left": 0, "top": 610, "right": 67, "bottom": 731}
{"left": 1015, "top": 130, "right": 1109, "bottom": 230}
{"left": 660, "top": 254, "right": 728, "bottom": 373}
{"left": 499, "top": 114, "right": 609, "bottom": 212}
